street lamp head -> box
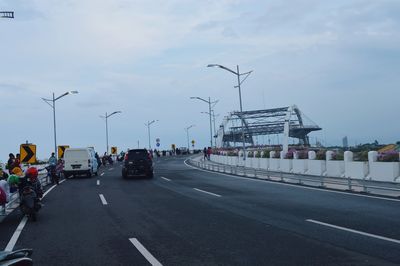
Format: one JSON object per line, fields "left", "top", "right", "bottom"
{"left": 207, "top": 64, "right": 219, "bottom": 68}
{"left": 69, "top": 90, "right": 79, "bottom": 94}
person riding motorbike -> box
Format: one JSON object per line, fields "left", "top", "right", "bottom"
{"left": 25, "top": 167, "right": 43, "bottom": 199}
{"left": 19, "top": 167, "right": 42, "bottom": 221}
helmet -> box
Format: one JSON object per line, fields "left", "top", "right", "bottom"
{"left": 26, "top": 167, "right": 38, "bottom": 180}
{"left": 12, "top": 167, "right": 23, "bottom": 176}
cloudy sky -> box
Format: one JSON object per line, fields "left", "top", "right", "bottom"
{"left": 0, "top": 0, "right": 399, "bottom": 160}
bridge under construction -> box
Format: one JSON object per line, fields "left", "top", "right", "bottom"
{"left": 216, "top": 105, "right": 322, "bottom": 149}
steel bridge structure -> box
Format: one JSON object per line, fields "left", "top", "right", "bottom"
{"left": 216, "top": 105, "right": 322, "bottom": 152}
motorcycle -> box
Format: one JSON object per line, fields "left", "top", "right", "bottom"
{"left": 45, "top": 166, "right": 59, "bottom": 185}
{"left": 20, "top": 186, "right": 41, "bottom": 221}
{"left": 0, "top": 249, "right": 33, "bottom": 266}
{"left": 107, "top": 156, "right": 114, "bottom": 165}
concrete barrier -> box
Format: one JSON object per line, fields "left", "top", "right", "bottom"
{"left": 293, "top": 159, "right": 307, "bottom": 174}
{"left": 368, "top": 151, "right": 400, "bottom": 182}
{"left": 344, "top": 151, "right": 368, "bottom": 179}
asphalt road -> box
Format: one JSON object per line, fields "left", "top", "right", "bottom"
{"left": 1, "top": 155, "right": 400, "bottom": 265}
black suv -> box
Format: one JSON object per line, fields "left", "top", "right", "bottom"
{"left": 122, "top": 149, "right": 153, "bottom": 178}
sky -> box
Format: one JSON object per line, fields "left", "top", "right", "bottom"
{"left": 0, "top": 0, "right": 399, "bottom": 160}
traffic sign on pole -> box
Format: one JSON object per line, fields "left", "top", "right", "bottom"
{"left": 156, "top": 143, "right": 160, "bottom": 147}
{"left": 58, "top": 145, "right": 70, "bottom": 159}
{"left": 111, "top": 147, "right": 117, "bottom": 155}
{"left": 20, "top": 144, "right": 36, "bottom": 164}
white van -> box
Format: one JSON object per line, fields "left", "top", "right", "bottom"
{"left": 63, "top": 148, "right": 98, "bottom": 178}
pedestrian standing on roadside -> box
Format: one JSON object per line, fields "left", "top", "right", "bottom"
{"left": 207, "top": 147, "right": 212, "bottom": 160}
{"left": 0, "top": 166, "right": 9, "bottom": 180}
{"left": 6, "top": 153, "right": 15, "bottom": 174}
{"left": 11, "top": 153, "right": 21, "bottom": 170}
{"left": 203, "top": 147, "right": 207, "bottom": 160}
{"left": 0, "top": 169, "right": 10, "bottom": 215}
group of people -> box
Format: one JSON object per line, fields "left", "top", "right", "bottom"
{"left": 0, "top": 152, "right": 62, "bottom": 217}
{"left": 203, "top": 147, "right": 212, "bottom": 160}
{"left": 0, "top": 162, "right": 43, "bottom": 219}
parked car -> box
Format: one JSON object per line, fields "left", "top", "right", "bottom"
{"left": 122, "top": 149, "right": 153, "bottom": 178}
{"left": 63, "top": 148, "right": 98, "bottom": 178}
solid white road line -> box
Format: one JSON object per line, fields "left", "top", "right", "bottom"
{"left": 100, "top": 172, "right": 105, "bottom": 176}
{"left": 193, "top": 188, "right": 222, "bottom": 197}
{"left": 99, "top": 194, "right": 108, "bottom": 205}
{"left": 4, "top": 217, "right": 28, "bottom": 251}
{"left": 306, "top": 219, "right": 400, "bottom": 245}
{"left": 129, "top": 238, "right": 162, "bottom": 266}
{"left": 160, "top": 176, "right": 171, "bottom": 182}
{"left": 109, "top": 168, "right": 114, "bottom": 171}
{"left": 5, "top": 178, "right": 67, "bottom": 251}
{"left": 43, "top": 179, "right": 67, "bottom": 197}
{"left": 183, "top": 159, "right": 400, "bottom": 203}
{"left": 97, "top": 180, "right": 100, "bottom": 186}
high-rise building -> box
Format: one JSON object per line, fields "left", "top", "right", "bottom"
{"left": 342, "top": 136, "right": 348, "bottom": 150}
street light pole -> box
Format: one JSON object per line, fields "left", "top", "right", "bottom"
{"left": 190, "top": 96, "right": 217, "bottom": 148}
{"left": 207, "top": 64, "right": 253, "bottom": 160}
{"left": 202, "top": 110, "right": 219, "bottom": 147}
{"left": 145, "top": 120, "right": 157, "bottom": 150}
{"left": 100, "top": 111, "right": 122, "bottom": 155}
{"left": 185, "top": 125, "right": 195, "bottom": 151}
{"left": 42, "top": 91, "right": 78, "bottom": 159}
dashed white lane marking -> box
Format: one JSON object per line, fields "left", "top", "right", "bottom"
{"left": 99, "top": 194, "right": 108, "bottom": 205}
{"left": 5, "top": 179, "right": 67, "bottom": 251}
{"left": 306, "top": 219, "right": 400, "bottom": 245}
{"left": 160, "top": 176, "right": 171, "bottom": 182}
{"left": 129, "top": 238, "right": 162, "bottom": 266}
{"left": 109, "top": 168, "right": 114, "bottom": 171}
{"left": 193, "top": 188, "right": 222, "bottom": 197}
{"left": 97, "top": 180, "right": 100, "bottom": 186}
{"left": 183, "top": 159, "right": 400, "bottom": 203}
{"left": 100, "top": 172, "right": 105, "bottom": 176}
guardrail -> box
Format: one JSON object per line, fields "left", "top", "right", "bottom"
{"left": 1, "top": 172, "right": 51, "bottom": 217}
{"left": 187, "top": 159, "right": 400, "bottom": 198}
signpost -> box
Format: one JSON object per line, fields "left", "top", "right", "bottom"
{"left": 20, "top": 144, "right": 36, "bottom": 164}
{"left": 58, "top": 145, "right": 70, "bottom": 159}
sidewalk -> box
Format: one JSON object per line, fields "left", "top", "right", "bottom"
{"left": 188, "top": 156, "right": 400, "bottom": 198}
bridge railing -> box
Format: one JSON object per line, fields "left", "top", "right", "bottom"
{"left": 187, "top": 158, "right": 400, "bottom": 198}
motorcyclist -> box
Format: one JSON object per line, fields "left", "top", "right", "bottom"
{"left": 20, "top": 167, "right": 42, "bottom": 221}
{"left": 7, "top": 167, "right": 24, "bottom": 194}
{"left": 95, "top": 153, "right": 101, "bottom": 169}
{"left": 26, "top": 167, "right": 43, "bottom": 199}
{"left": 48, "top": 153, "right": 57, "bottom": 184}
{"left": 55, "top": 159, "right": 64, "bottom": 182}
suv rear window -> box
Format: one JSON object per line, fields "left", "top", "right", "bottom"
{"left": 127, "top": 150, "right": 148, "bottom": 160}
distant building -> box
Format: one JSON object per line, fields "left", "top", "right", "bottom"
{"left": 342, "top": 136, "right": 348, "bottom": 150}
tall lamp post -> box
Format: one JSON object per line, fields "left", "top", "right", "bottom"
{"left": 185, "top": 125, "right": 195, "bottom": 151}
{"left": 145, "top": 120, "right": 158, "bottom": 150}
{"left": 100, "top": 111, "right": 122, "bottom": 155}
{"left": 201, "top": 110, "right": 219, "bottom": 147}
{"left": 190, "top": 96, "right": 217, "bottom": 148}
{"left": 42, "top": 91, "right": 79, "bottom": 159}
{"left": 207, "top": 64, "right": 253, "bottom": 159}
